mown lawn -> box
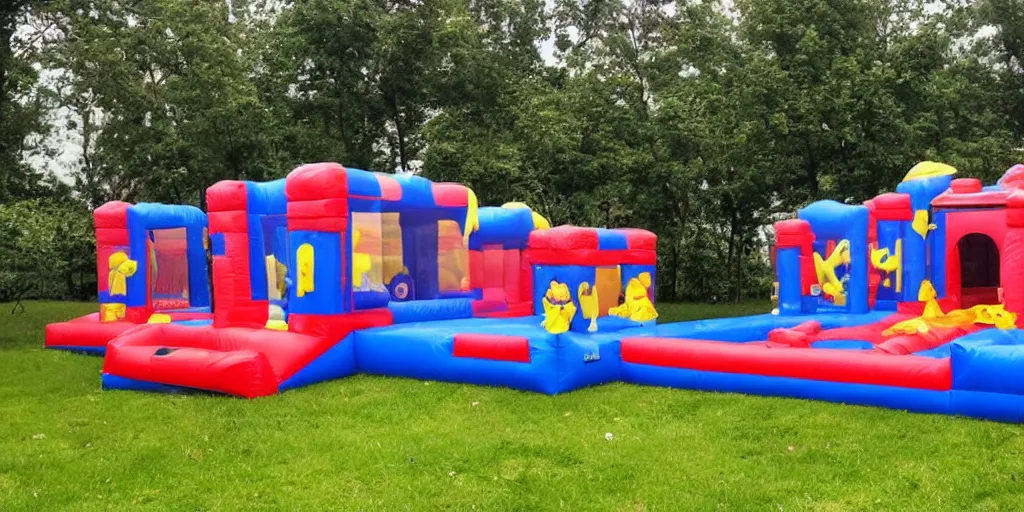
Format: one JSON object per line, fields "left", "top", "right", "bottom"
{"left": 1, "top": 301, "right": 1023, "bottom": 511}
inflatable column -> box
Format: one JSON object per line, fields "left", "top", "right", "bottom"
{"left": 1003, "top": 192, "right": 1024, "bottom": 318}
{"left": 896, "top": 175, "right": 953, "bottom": 299}
{"left": 285, "top": 163, "right": 351, "bottom": 337}
{"left": 867, "top": 193, "right": 913, "bottom": 309}
{"left": 773, "top": 219, "right": 816, "bottom": 315}
{"left": 208, "top": 181, "right": 269, "bottom": 328}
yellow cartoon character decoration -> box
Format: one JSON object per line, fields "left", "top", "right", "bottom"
{"left": 577, "top": 282, "right": 600, "bottom": 332}
{"left": 502, "top": 202, "right": 551, "bottom": 230}
{"left": 107, "top": 251, "right": 138, "bottom": 297}
{"left": 101, "top": 251, "right": 138, "bottom": 322}
{"left": 541, "top": 280, "right": 577, "bottom": 334}
{"left": 910, "top": 210, "right": 936, "bottom": 239}
{"left": 463, "top": 188, "right": 480, "bottom": 246}
{"left": 871, "top": 240, "right": 902, "bottom": 291}
{"left": 813, "top": 240, "right": 850, "bottom": 306}
{"left": 902, "top": 161, "right": 953, "bottom": 239}
{"left": 883, "top": 279, "right": 1017, "bottom": 336}
{"left": 296, "top": 243, "right": 315, "bottom": 298}
{"left": 265, "top": 255, "right": 289, "bottom": 299}
{"left": 352, "top": 230, "right": 373, "bottom": 288}
{"left": 609, "top": 272, "right": 658, "bottom": 322}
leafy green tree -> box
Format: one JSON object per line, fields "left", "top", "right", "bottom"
{"left": 0, "top": 0, "right": 54, "bottom": 203}
{"left": 40, "top": 0, "right": 281, "bottom": 208}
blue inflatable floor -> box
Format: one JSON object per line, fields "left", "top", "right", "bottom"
{"left": 354, "top": 316, "right": 638, "bottom": 394}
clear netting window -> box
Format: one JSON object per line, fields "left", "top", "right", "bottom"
{"left": 438, "top": 220, "right": 469, "bottom": 294}
{"left": 149, "top": 228, "right": 190, "bottom": 311}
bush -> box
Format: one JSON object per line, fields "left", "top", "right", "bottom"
{"left": 0, "top": 200, "right": 96, "bottom": 302}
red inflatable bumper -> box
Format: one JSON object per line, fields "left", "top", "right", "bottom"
{"left": 45, "top": 314, "right": 140, "bottom": 349}
{"left": 103, "top": 324, "right": 325, "bottom": 397}
{"left": 453, "top": 334, "right": 531, "bottom": 362}
{"left": 620, "top": 338, "right": 952, "bottom": 390}
{"left": 102, "top": 309, "right": 394, "bottom": 397}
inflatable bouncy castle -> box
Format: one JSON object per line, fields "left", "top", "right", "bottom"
{"left": 618, "top": 162, "right": 1024, "bottom": 423}
{"left": 42, "top": 161, "right": 1024, "bottom": 422}
{"left": 45, "top": 163, "right": 659, "bottom": 396}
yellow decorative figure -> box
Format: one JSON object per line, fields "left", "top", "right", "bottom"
{"left": 107, "top": 251, "right": 138, "bottom": 297}
{"left": 463, "top": 188, "right": 480, "bottom": 245}
{"left": 147, "top": 313, "right": 172, "bottom": 324}
{"left": 884, "top": 279, "right": 1017, "bottom": 336}
{"left": 577, "top": 282, "right": 600, "bottom": 333}
{"left": 265, "top": 319, "right": 288, "bottom": 331}
{"left": 871, "top": 240, "right": 902, "bottom": 291}
{"left": 352, "top": 230, "right": 373, "bottom": 287}
{"left": 276, "top": 260, "right": 288, "bottom": 296}
{"left": 148, "top": 240, "right": 159, "bottom": 286}
{"left": 902, "top": 161, "right": 957, "bottom": 183}
{"left": 296, "top": 243, "right": 315, "bottom": 298}
{"left": 541, "top": 281, "right": 577, "bottom": 334}
{"left": 812, "top": 240, "right": 850, "bottom": 306}
{"left": 609, "top": 272, "right": 658, "bottom": 322}
{"left": 502, "top": 202, "right": 551, "bottom": 230}
{"left": 911, "top": 210, "right": 936, "bottom": 239}
{"left": 265, "top": 255, "right": 289, "bottom": 300}
{"left": 100, "top": 303, "right": 126, "bottom": 322}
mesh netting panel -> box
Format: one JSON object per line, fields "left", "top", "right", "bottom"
{"left": 149, "top": 228, "right": 190, "bottom": 310}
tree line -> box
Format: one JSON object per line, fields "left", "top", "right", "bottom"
{"left": 1, "top": 0, "right": 1022, "bottom": 303}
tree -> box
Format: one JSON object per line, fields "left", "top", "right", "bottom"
{"left": 0, "top": 0, "right": 53, "bottom": 203}
{"left": 41, "top": 0, "right": 282, "bottom": 208}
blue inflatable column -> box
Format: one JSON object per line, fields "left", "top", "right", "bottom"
{"left": 896, "top": 175, "right": 953, "bottom": 300}
{"left": 186, "top": 224, "right": 211, "bottom": 308}
{"left": 288, "top": 231, "right": 345, "bottom": 315}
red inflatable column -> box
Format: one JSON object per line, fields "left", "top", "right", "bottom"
{"left": 94, "top": 201, "right": 133, "bottom": 322}
{"left": 207, "top": 181, "right": 268, "bottom": 328}
{"left": 1003, "top": 191, "right": 1024, "bottom": 319}
{"left": 774, "top": 219, "right": 816, "bottom": 315}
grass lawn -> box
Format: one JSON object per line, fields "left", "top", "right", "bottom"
{"left": 2, "top": 301, "right": 1023, "bottom": 511}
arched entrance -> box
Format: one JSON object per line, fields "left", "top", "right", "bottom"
{"left": 958, "top": 233, "right": 1000, "bottom": 307}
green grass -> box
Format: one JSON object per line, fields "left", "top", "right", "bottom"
{"left": 2, "top": 300, "right": 1023, "bottom": 511}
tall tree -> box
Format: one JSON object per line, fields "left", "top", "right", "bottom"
{"left": 0, "top": 0, "right": 52, "bottom": 202}
{"left": 42, "top": 0, "right": 281, "bottom": 208}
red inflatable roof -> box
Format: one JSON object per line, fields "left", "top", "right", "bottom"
{"left": 526, "top": 226, "right": 656, "bottom": 265}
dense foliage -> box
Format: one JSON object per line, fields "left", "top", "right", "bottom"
{"left": 2, "top": 0, "right": 1023, "bottom": 302}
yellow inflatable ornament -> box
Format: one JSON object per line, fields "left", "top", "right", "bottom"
{"left": 107, "top": 251, "right": 138, "bottom": 297}
{"left": 296, "top": 243, "right": 315, "bottom": 298}
{"left": 884, "top": 280, "right": 1017, "bottom": 336}
{"left": 501, "top": 202, "right": 551, "bottom": 230}
{"left": 351, "top": 230, "right": 373, "bottom": 287}
{"left": 100, "top": 303, "right": 126, "bottom": 322}
{"left": 463, "top": 188, "right": 480, "bottom": 245}
{"left": 609, "top": 272, "right": 658, "bottom": 322}
{"left": 812, "top": 240, "right": 850, "bottom": 306}
{"left": 541, "top": 281, "right": 576, "bottom": 334}
{"left": 902, "top": 161, "right": 957, "bottom": 183}
{"left": 577, "top": 282, "right": 600, "bottom": 332}
{"left": 870, "top": 241, "right": 902, "bottom": 290}
{"left": 911, "top": 210, "right": 936, "bottom": 239}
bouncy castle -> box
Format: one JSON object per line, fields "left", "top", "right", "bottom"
{"left": 46, "top": 163, "right": 659, "bottom": 397}
{"left": 43, "top": 161, "right": 1024, "bottom": 422}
